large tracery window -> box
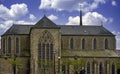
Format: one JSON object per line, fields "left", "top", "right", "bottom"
{"left": 105, "top": 39, "right": 108, "bottom": 49}
{"left": 8, "top": 37, "right": 11, "bottom": 54}
{"left": 38, "top": 30, "right": 54, "bottom": 68}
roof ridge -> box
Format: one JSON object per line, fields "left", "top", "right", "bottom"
{"left": 34, "top": 15, "right": 59, "bottom": 28}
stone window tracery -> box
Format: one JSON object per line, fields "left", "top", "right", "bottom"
{"left": 38, "top": 30, "right": 54, "bottom": 68}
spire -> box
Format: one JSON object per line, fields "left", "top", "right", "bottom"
{"left": 80, "top": 9, "right": 82, "bottom": 26}
{"left": 79, "top": 3, "right": 83, "bottom": 26}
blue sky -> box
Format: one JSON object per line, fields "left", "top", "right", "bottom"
{"left": 0, "top": 0, "right": 120, "bottom": 49}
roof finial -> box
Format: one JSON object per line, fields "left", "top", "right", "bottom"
{"left": 79, "top": 3, "right": 83, "bottom": 26}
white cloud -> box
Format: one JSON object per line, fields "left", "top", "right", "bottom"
{"left": 0, "top": 37, "right": 1, "bottom": 49}
{"left": 112, "top": 0, "right": 117, "bottom": 6}
{"left": 39, "top": 0, "right": 107, "bottom": 12}
{"left": 66, "top": 12, "right": 108, "bottom": 25}
{"left": 0, "top": 3, "right": 29, "bottom": 35}
{"left": 66, "top": 16, "right": 79, "bottom": 25}
{"left": 112, "top": 31, "right": 120, "bottom": 49}
{"left": 15, "top": 20, "right": 35, "bottom": 24}
{"left": 0, "top": 3, "right": 28, "bottom": 20}
{"left": 48, "top": 14, "right": 58, "bottom": 21}
{"left": 29, "top": 14, "right": 36, "bottom": 21}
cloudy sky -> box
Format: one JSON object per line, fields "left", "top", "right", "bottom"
{"left": 0, "top": 0, "right": 120, "bottom": 49}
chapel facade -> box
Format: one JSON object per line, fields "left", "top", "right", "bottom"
{"left": 0, "top": 13, "right": 120, "bottom": 74}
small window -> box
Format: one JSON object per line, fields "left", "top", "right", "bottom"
{"left": 62, "top": 65, "right": 66, "bottom": 74}
{"left": 87, "top": 62, "right": 90, "bottom": 74}
{"left": 70, "top": 38, "right": 74, "bottom": 49}
{"left": 8, "top": 37, "right": 11, "bottom": 54}
{"left": 99, "top": 62, "right": 103, "bottom": 74}
{"left": 16, "top": 37, "right": 19, "bottom": 55}
{"left": 82, "top": 39, "right": 85, "bottom": 49}
{"left": 93, "top": 39, "right": 97, "bottom": 49}
{"left": 3, "top": 38, "right": 5, "bottom": 54}
{"left": 112, "top": 63, "right": 115, "bottom": 74}
{"left": 105, "top": 39, "right": 108, "bottom": 49}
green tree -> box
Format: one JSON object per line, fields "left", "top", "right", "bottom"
{"left": 7, "top": 57, "right": 25, "bottom": 74}
{"left": 115, "top": 59, "right": 120, "bottom": 68}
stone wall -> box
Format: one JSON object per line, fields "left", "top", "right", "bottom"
{"left": 61, "top": 35, "right": 115, "bottom": 50}
{"left": 30, "top": 28, "right": 61, "bottom": 74}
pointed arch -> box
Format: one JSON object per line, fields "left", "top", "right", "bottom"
{"left": 99, "top": 62, "right": 103, "bottom": 74}
{"left": 8, "top": 37, "right": 11, "bottom": 54}
{"left": 105, "top": 39, "right": 108, "bottom": 49}
{"left": 112, "top": 63, "right": 115, "bottom": 74}
{"left": 3, "top": 38, "right": 5, "bottom": 54}
{"left": 38, "top": 30, "right": 54, "bottom": 68}
{"left": 93, "top": 38, "right": 97, "bottom": 49}
{"left": 16, "top": 37, "right": 19, "bottom": 55}
{"left": 39, "top": 30, "right": 54, "bottom": 44}
{"left": 82, "top": 39, "right": 85, "bottom": 49}
{"left": 70, "top": 38, "right": 74, "bottom": 49}
{"left": 87, "top": 62, "right": 90, "bottom": 74}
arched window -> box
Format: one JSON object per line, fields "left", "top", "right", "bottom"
{"left": 93, "top": 39, "right": 97, "bottom": 49}
{"left": 105, "top": 39, "right": 108, "bottom": 49}
{"left": 112, "top": 63, "right": 115, "bottom": 74}
{"left": 87, "top": 62, "right": 90, "bottom": 74}
{"left": 82, "top": 39, "right": 85, "bottom": 49}
{"left": 38, "top": 30, "right": 54, "bottom": 68}
{"left": 70, "top": 38, "right": 74, "bottom": 49}
{"left": 8, "top": 37, "right": 11, "bottom": 54}
{"left": 3, "top": 38, "right": 5, "bottom": 54}
{"left": 16, "top": 37, "right": 19, "bottom": 55}
{"left": 99, "top": 62, "right": 103, "bottom": 74}
{"left": 62, "top": 65, "right": 66, "bottom": 74}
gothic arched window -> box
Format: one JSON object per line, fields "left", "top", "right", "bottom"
{"left": 82, "top": 39, "right": 85, "bottom": 49}
{"left": 8, "top": 37, "right": 11, "bottom": 54}
{"left": 70, "top": 38, "right": 74, "bottom": 49}
{"left": 99, "top": 62, "right": 103, "bottom": 74}
{"left": 93, "top": 38, "right": 97, "bottom": 49}
{"left": 16, "top": 37, "right": 19, "bottom": 55}
{"left": 112, "top": 63, "right": 115, "bottom": 74}
{"left": 105, "top": 39, "right": 108, "bottom": 49}
{"left": 87, "top": 62, "right": 90, "bottom": 74}
{"left": 3, "top": 38, "right": 5, "bottom": 54}
{"left": 38, "top": 30, "right": 54, "bottom": 68}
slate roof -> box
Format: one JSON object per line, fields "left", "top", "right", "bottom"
{"left": 2, "top": 25, "right": 33, "bottom": 35}
{"left": 33, "top": 15, "right": 59, "bottom": 28}
{"left": 59, "top": 25, "right": 114, "bottom": 36}
{"left": 2, "top": 16, "right": 115, "bottom": 36}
